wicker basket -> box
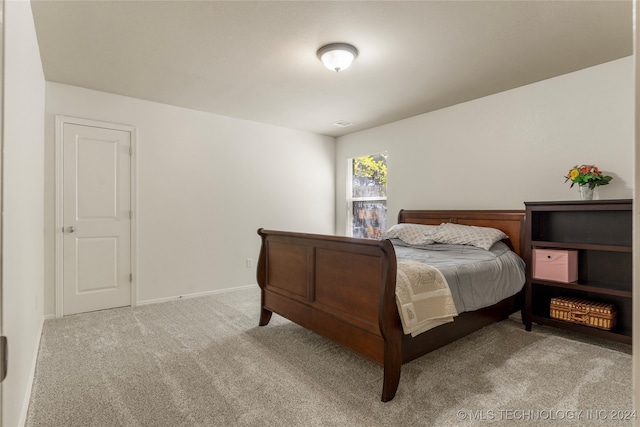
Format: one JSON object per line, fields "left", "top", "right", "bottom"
{"left": 550, "top": 297, "right": 617, "bottom": 330}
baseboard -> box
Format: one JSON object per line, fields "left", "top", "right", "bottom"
{"left": 17, "top": 314, "right": 45, "bottom": 427}
{"left": 137, "top": 284, "right": 259, "bottom": 306}
{"left": 42, "top": 286, "right": 260, "bottom": 315}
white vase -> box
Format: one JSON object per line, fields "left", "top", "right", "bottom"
{"left": 578, "top": 184, "right": 594, "bottom": 200}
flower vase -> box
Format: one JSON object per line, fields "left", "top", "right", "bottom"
{"left": 578, "top": 184, "right": 594, "bottom": 200}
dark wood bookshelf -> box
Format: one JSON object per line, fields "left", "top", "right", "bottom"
{"left": 523, "top": 199, "right": 632, "bottom": 345}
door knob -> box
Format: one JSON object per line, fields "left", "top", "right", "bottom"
{"left": 66, "top": 226, "right": 76, "bottom": 233}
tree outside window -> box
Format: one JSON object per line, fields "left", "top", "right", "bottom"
{"left": 349, "top": 153, "right": 387, "bottom": 239}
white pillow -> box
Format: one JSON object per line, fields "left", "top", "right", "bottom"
{"left": 430, "top": 223, "right": 508, "bottom": 250}
{"left": 383, "top": 223, "right": 438, "bottom": 245}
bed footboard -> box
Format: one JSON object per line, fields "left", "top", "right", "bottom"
{"left": 256, "top": 229, "right": 402, "bottom": 401}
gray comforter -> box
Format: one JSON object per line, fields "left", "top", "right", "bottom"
{"left": 391, "top": 240, "right": 525, "bottom": 313}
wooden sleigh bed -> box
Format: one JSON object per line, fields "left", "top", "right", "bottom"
{"left": 256, "top": 209, "right": 525, "bottom": 402}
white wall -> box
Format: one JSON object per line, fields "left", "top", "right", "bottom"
{"left": 336, "top": 57, "right": 634, "bottom": 234}
{"left": 44, "top": 84, "right": 335, "bottom": 312}
{"left": 3, "top": 1, "right": 46, "bottom": 425}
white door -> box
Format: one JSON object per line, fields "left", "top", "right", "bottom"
{"left": 62, "top": 123, "right": 132, "bottom": 315}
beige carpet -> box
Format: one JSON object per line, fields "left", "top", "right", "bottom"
{"left": 26, "top": 286, "right": 632, "bottom": 426}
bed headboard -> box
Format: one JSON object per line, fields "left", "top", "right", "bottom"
{"left": 397, "top": 209, "right": 526, "bottom": 258}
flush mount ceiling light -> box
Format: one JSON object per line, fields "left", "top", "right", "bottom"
{"left": 317, "top": 43, "right": 358, "bottom": 72}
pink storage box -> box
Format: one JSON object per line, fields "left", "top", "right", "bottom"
{"left": 532, "top": 249, "right": 578, "bottom": 283}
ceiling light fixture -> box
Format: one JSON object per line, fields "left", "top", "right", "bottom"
{"left": 317, "top": 43, "right": 358, "bottom": 72}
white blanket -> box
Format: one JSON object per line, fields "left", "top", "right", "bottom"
{"left": 395, "top": 260, "right": 458, "bottom": 337}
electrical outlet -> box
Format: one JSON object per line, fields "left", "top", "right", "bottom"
{"left": 246, "top": 258, "right": 253, "bottom": 268}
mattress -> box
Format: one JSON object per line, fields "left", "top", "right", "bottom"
{"left": 391, "top": 240, "right": 526, "bottom": 313}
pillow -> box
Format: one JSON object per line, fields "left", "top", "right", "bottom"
{"left": 383, "top": 223, "right": 438, "bottom": 245}
{"left": 429, "top": 223, "right": 508, "bottom": 250}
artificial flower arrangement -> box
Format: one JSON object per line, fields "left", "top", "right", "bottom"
{"left": 564, "top": 165, "right": 613, "bottom": 189}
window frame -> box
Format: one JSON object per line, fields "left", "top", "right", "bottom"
{"left": 346, "top": 152, "right": 388, "bottom": 238}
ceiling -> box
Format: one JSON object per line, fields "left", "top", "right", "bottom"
{"left": 31, "top": 1, "right": 633, "bottom": 137}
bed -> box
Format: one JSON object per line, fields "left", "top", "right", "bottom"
{"left": 256, "top": 209, "right": 526, "bottom": 402}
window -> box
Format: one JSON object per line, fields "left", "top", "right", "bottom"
{"left": 348, "top": 152, "right": 387, "bottom": 238}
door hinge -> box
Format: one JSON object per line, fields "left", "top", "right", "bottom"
{"left": 0, "top": 336, "right": 7, "bottom": 382}
{"left": 129, "top": 210, "right": 133, "bottom": 220}
{"left": 129, "top": 146, "right": 133, "bottom": 156}
{"left": 129, "top": 273, "right": 133, "bottom": 282}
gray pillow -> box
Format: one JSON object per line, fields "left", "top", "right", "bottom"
{"left": 383, "top": 223, "right": 438, "bottom": 245}
{"left": 430, "top": 223, "right": 508, "bottom": 251}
